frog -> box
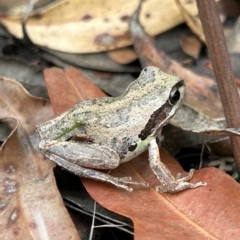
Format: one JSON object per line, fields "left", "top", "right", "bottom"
{"left": 36, "top": 66, "right": 207, "bottom": 193}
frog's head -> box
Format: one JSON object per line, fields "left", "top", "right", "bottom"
{"left": 137, "top": 66, "right": 185, "bottom": 140}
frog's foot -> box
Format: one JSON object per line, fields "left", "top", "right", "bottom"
{"left": 148, "top": 138, "right": 207, "bottom": 193}
{"left": 156, "top": 169, "right": 207, "bottom": 193}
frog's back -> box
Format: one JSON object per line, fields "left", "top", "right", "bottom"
{"left": 37, "top": 66, "right": 184, "bottom": 158}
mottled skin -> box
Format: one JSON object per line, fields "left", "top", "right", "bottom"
{"left": 37, "top": 66, "right": 206, "bottom": 192}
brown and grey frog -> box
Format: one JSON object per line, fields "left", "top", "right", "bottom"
{"left": 36, "top": 66, "right": 206, "bottom": 193}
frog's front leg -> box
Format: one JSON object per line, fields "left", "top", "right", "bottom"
{"left": 40, "top": 140, "right": 149, "bottom": 191}
{"left": 148, "top": 138, "right": 207, "bottom": 193}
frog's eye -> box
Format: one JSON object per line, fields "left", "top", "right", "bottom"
{"left": 168, "top": 87, "right": 180, "bottom": 105}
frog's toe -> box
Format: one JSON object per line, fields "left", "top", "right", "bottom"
{"left": 155, "top": 180, "right": 207, "bottom": 193}
{"left": 176, "top": 169, "right": 196, "bottom": 182}
{"left": 117, "top": 176, "right": 149, "bottom": 187}
{"left": 107, "top": 176, "right": 149, "bottom": 191}
{"left": 110, "top": 176, "right": 149, "bottom": 187}
{"left": 176, "top": 172, "right": 182, "bottom": 179}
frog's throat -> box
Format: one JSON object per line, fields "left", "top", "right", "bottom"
{"left": 136, "top": 136, "right": 155, "bottom": 153}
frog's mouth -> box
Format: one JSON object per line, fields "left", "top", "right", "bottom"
{"left": 138, "top": 80, "right": 185, "bottom": 141}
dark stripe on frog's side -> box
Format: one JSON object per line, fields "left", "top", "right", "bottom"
{"left": 138, "top": 102, "right": 172, "bottom": 140}
{"left": 138, "top": 80, "right": 184, "bottom": 141}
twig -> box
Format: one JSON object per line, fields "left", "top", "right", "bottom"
{"left": 196, "top": 0, "right": 240, "bottom": 172}
{"left": 89, "top": 201, "right": 97, "bottom": 240}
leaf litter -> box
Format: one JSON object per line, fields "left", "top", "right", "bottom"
{"left": 0, "top": 1, "right": 240, "bottom": 239}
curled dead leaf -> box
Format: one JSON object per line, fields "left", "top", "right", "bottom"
{"left": 0, "top": 77, "right": 80, "bottom": 240}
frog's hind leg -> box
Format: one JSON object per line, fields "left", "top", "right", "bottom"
{"left": 41, "top": 140, "right": 149, "bottom": 191}
{"left": 41, "top": 140, "right": 121, "bottom": 169}
{"left": 46, "top": 154, "right": 149, "bottom": 191}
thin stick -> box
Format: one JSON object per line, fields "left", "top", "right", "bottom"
{"left": 196, "top": 0, "right": 240, "bottom": 172}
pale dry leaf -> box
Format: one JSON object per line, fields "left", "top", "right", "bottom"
{"left": 226, "top": 17, "right": 240, "bottom": 54}
{"left": 0, "top": 0, "right": 64, "bottom": 17}
{"left": 176, "top": 0, "right": 204, "bottom": 41}
{"left": 176, "top": 0, "right": 221, "bottom": 43}
{"left": 171, "top": 105, "right": 240, "bottom": 137}
{"left": 0, "top": 0, "right": 184, "bottom": 53}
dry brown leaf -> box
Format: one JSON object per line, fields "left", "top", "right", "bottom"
{"left": 179, "top": 35, "right": 202, "bottom": 59}
{"left": 44, "top": 67, "right": 106, "bottom": 115}
{"left": 0, "top": 0, "right": 184, "bottom": 53}
{"left": 83, "top": 152, "right": 240, "bottom": 240}
{"left": 0, "top": 77, "right": 80, "bottom": 240}
{"left": 44, "top": 66, "right": 240, "bottom": 239}
{"left": 107, "top": 47, "right": 137, "bottom": 64}
{"left": 221, "top": 0, "right": 240, "bottom": 18}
